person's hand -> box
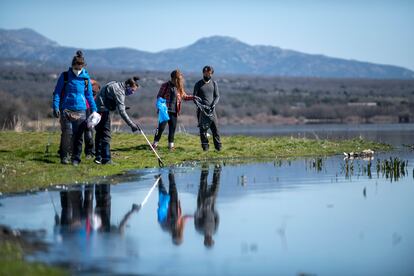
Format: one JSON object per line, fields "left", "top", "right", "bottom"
{"left": 53, "top": 109, "right": 60, "bottom": 118}
{"left": 132, "top": 203, "right": 141, "bottom": 212}
{"left": 194, "top": 96, "right": 202, "bottom": 102}
{"left": 131, "top": 123, "right": 140, "bottom": 132}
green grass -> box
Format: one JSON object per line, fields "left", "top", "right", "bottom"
{"left": 0, "top": 241, "right": 66, "bottom": 276}
{"left": 0, "top": 131, "right": 391, "bottom": 194}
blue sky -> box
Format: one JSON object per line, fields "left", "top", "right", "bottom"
{"left": 1, "top": 0, "right": 413, "bottom": 70}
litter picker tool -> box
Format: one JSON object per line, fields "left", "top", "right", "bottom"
{"left": 135, "top": 121, "right": 165, "bottom": 167}
{"left": 45, "top": 118, "right": 57, "bottom": 156}
{"left": 134, "top": 175, "right": 162, "bottom": 211}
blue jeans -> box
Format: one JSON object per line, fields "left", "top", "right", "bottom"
{"left": 61, "top": 110, "right": 87, "bottom": 163}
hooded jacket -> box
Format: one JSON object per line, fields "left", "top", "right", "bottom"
{"left": 52, "top": 68, "right": 97, "bottom": 113}
{"left": 95, "top": 81, "right": 135, "bottom": 128}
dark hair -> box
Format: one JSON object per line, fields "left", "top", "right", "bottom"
{"left": 202, "top": 65, "right": 214, "bottom": 74}
{"left": 125, "top": 76, "right": 140, "bottom": 88}
{"left": 71, "top": 50, "right": 86, "bottom": 67}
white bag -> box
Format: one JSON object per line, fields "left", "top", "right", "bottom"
{"left": 86, "top": 111, "right": 101, "bottom": 129}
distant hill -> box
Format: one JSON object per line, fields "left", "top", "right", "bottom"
{"left": 1, "top": 28, "right": 413, "bottom": 79}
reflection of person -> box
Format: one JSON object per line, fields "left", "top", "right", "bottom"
{"left": 56, "top": 184, "right": 139, "bottom": 236}
{"left": 157, "top": 171, "right": 192, "bottom": 245}
{"left": 58, "top": 185, "right": 94, "bottom": 236}
{"left": 194, "top": 164, "right": 221, "bottom": 248}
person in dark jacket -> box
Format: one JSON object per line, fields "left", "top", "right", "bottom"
{"left": 152, "top": 69, "right": 196, "bottom": 151}
{"left": 52, "top": 50, "right": 97, "bottom": 166}
{"left": 94, "top": 77, "right": 140, "bottom": 164}
{"left": 193, "top": 66, "right": 222, "bottom": 151}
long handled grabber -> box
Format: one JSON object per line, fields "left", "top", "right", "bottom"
{"left": 131, "top": 175, "right": 162, "bottom": 213}
{"left": 135, "top": 121, "right": 164, "bottom": 167}
{"left": 118, "top": 175, "right": 161, "bottom": 232}
{"left": 45, "top": 118, "right": 57, "bottom": 157}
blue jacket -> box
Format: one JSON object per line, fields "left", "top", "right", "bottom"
{"left": 52, "top": 68, "right": 97, "bottom": 112}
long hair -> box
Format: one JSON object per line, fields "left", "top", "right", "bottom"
{"left": 170, "top": 69, "right": 185, "bottom": 97}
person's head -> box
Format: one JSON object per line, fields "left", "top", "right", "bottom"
{"left": 91, "top": 79, "right": 101, "bottom": 97}
{"left": 204, "top": 234, "right": 215, "bottom": 248}
{"left": 71, "top": 50, "right": 86, "bottom": 76}
{"left": 125, "top": 76, "right": 140, "bottom": 96}
{"left": 170, "top": 69, "right": 185, "bottom": 97}
{"left": 202, "top": 65, "right": 214, "bottom": 82}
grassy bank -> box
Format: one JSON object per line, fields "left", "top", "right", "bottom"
{"left": 0, "top": 131, "right": 391, "bottom": 194}
{"left": 0, "top": 240, "right": 66, "bottom": 276}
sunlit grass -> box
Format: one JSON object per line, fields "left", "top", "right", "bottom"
{"left": 0, "top": 131, "right": 391, "bottom": 193}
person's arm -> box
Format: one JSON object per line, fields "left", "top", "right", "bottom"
{"left": 85, "top": 78, "right": 97, "bottom": 112}
{"left": 193, "top": 82, "right": 199, "bottom": 97}
{"left": 192, "top": 82, "right": 202, "bottom": 103}
{"left": 118, "top": 204, "right": 141, "bottom": 234}
{"left": 112, "top": 85, "right": 136, "bottom": 129}
{"left": 157, "top": 83, "right": 168, "bottom": 99}
{"left": 183, "top": 91, "right": 195, "bottom": 101}
{"left": 52, "top": 73, "right": 64, "bottom": 111}
{"left": 211, "top": 81, "right": 219, "bottom": 108}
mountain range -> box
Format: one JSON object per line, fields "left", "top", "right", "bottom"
{"left": 1, "top": 28, "right": 413, "bottom": 79}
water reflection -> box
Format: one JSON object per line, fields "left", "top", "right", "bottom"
{"left": 1, "top": 151, "right": 413, "bottom": 275}
{"left": 157, "top": 171, "right": 192, "bottom": 245}
{"left": 194, "top": 164, "right": 221, "bottom": 248}
{"left": 56, "top": 184, "right": 139, "bottom": 238}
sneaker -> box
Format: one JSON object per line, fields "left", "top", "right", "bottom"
{"left": 168, "top": 146, "right": 175, "bottom": 151}
{"left": 72, "top": 160, "right": 80, "bottom": 166}
{"left": 61, "top": 158, "right": 70, "bottom": 165}
{"left": 94, "top": 159, "right": 102, "bottom": 164}
{"left": 151, "top": 143, "right": 158, "bottom": 150}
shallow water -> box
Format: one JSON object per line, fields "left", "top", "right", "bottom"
{"left": 1, "top": 150, "right": 413, "bottom": 275}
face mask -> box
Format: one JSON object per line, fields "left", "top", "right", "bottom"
{"left": 72, "top": 68, "right": 82, "bottom": 76}
{"left": 126, "top": 86, "right": 135, "bottom": 96}
{"left": 203, "top": 76, "right": 211, "bottom": 82}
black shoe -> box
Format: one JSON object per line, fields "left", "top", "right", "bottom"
{"left": 94, "top": 158, "right": 102, "bottom": 164}
{"left": 202, "top": 146, "right": 209, "bottom": 151}
{"left": 102, "top": 160, "right": 115, "bottom": 165}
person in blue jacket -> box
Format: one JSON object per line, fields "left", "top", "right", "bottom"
{"left": 52, "top": 50, "right": 97, "bottom": 166}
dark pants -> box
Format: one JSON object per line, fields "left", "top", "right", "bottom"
{"left": 154, "top": 112, "right": 178, "bottom": 143}
{"left": 61, "top": 110, "right": 87, "bottom": 163}
{"left": 84, "top": 108, "right": 95, "bottom": 156}
{"left": 95, "top": 184, "right": 111, "bottom": 232}
{"left": 59, "top": 114, "right": 72, "bottom": 161}
{"left": 95, "top": 111, "right": 111, "bottom": 163}
{"left": 197, "top": 110, "right": 221, "bottom": 151}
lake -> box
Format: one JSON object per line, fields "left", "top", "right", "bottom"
{"left": 0, "top": 124, "right": 413, "bottom": 275}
